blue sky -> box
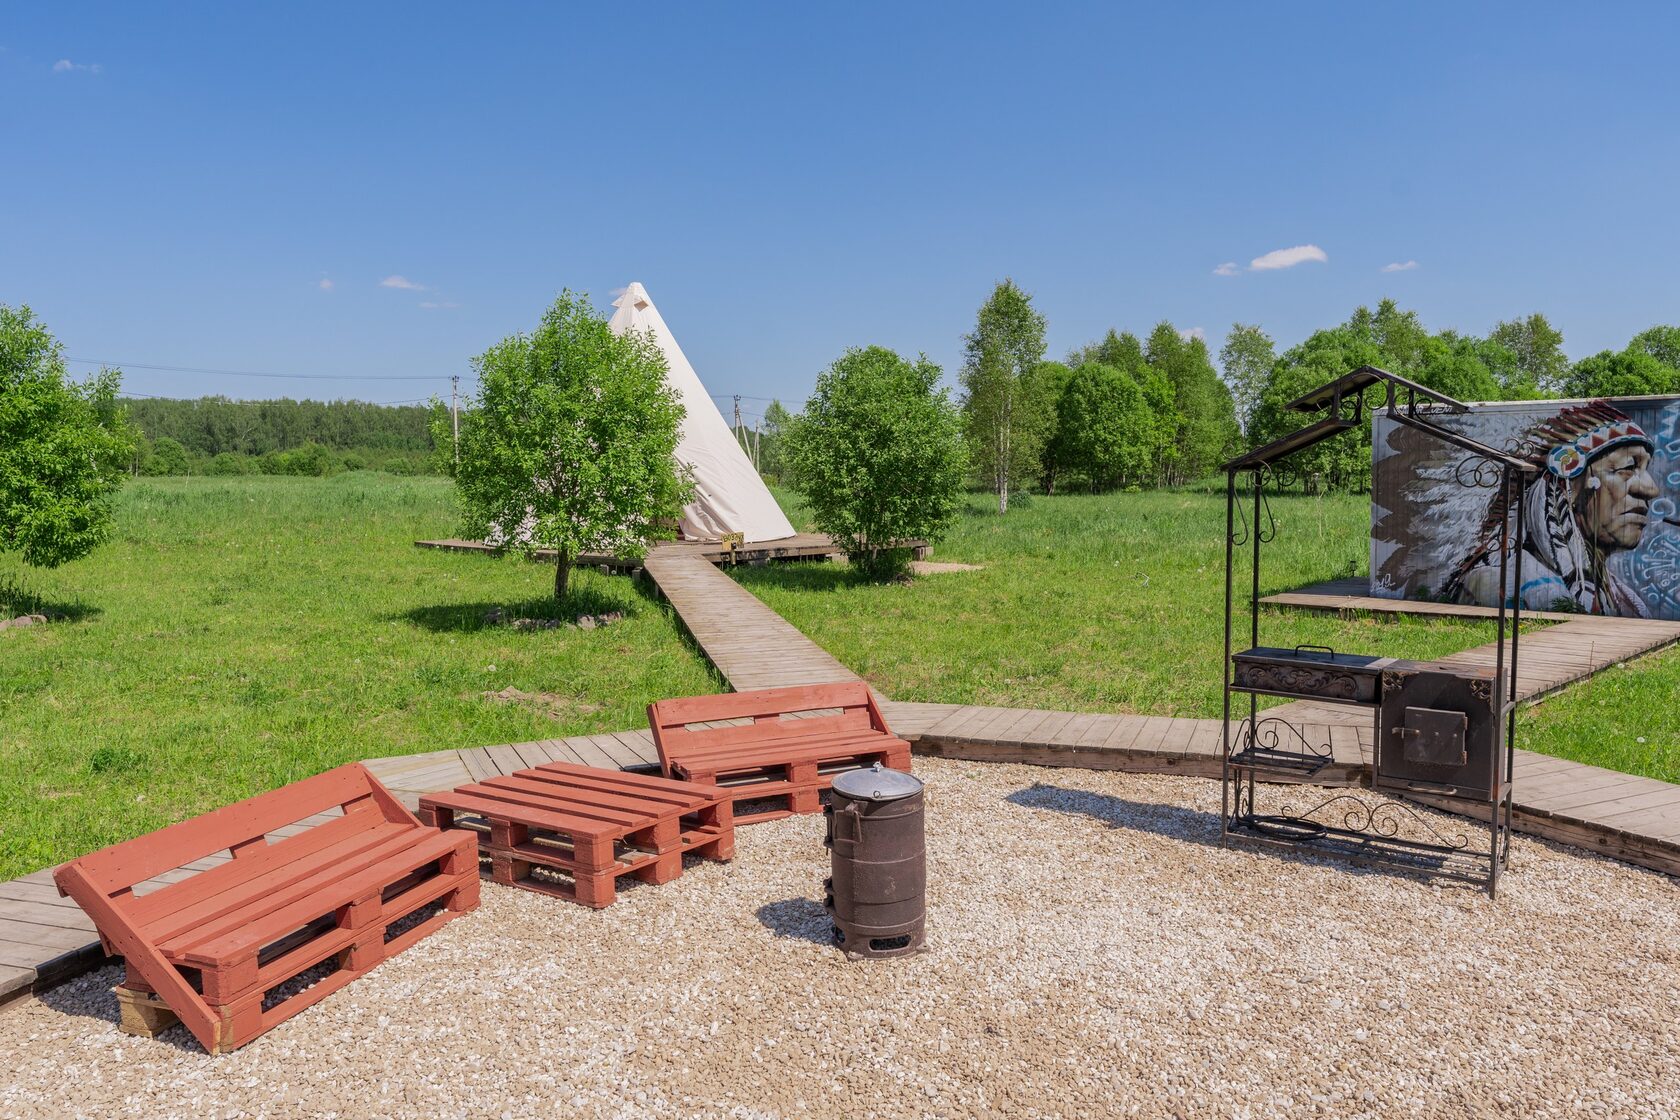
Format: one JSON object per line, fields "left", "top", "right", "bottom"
{"left": 4, "top": 4, "right": 1678, "bottom": 423}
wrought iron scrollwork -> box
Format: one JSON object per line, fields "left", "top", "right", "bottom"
{"left": 1255, "top": 473, "right": 1280, "bottom": 544}
{"left": 1230, "top": 717, "right": 1333, "bottom": 770}
{"left": 1274, "top": 793, "right": 1473, "bottom": 852}
{"left": 1453, "top": 454, "right": 1507, "bottom": 489}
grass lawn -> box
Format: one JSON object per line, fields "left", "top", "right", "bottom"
{"left": 747, "top": 487, "right": 1676, "bottom": 782}
{"left": 0, "top": 474, "right": 720, "bottom": 878}
{"left": 743, "top": 488, "right": 1489, "bottom": 716}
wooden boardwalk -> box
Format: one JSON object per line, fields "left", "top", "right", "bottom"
{"left": 7, "top": 552, "right": 1680, "bottom": 1009}
{"left": 1263, "top": 576, "right": 1593, "bottom": 623}
{"left": 641, "top": 545, "right": 860, "bottom": 692}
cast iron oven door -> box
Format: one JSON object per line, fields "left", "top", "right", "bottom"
{"left": 1376, "top": 667, "right": 1499, "bottom": 800}
{"left": 1398, "top": 706, "right": 1467, "bottom": 767}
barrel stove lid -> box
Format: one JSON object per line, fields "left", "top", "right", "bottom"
{"left": 831, "top": 763, "right": 923, "bottom": 802}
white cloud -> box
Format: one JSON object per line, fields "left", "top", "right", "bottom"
{"left": 318, "top": 277, "right": 334, "bottom": 292}
{"left": 1180, "top": 326, "right": 1206, "bottom": 341}
{"left": 1212, "top": 262, "right": 1240, "bottom": 277}
{"left": 52, "top": 59, "right": 101, "bottom": 74}
{"left": 418, "top": 300, "right": 460, "bottom": 310}
{"left": 1249, "top": 244, "right": 1328, "bottom": 271}
{"left": 380, "top": 275, "right": 426, "bottom": 290}
{"left": 1381, "top": 260, "right": 1420, "bottom": 273}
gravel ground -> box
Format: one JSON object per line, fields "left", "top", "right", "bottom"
{"left": 4, "top": 756, "right": 1677, "bottom": 1120}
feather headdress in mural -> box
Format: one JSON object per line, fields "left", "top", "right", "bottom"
{"left": 1442, "top": 403, "right": 1653, "bottom": 615}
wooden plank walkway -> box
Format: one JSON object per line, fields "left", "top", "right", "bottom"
{"left": 642, "top": 544, "right": 860, "bottom": 692}
{"left": 8, "top": 550, "right": 1680, "bottom": 1010}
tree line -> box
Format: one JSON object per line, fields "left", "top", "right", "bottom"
{"left": 956, "top": 280, "right": 1239, "bottom": 509}
{"left": 896, "top": 283, "right": 1680, "bottom": 504}
{"left": 124, "top": 396, "right": 439, "bottom": 476}
{"left": 1231, "top": 302, "right": 1680, "bottom": 491}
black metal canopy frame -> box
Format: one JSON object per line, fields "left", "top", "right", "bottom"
{"left": 1219, "top": 366, "right": 1539, "bottom": 897}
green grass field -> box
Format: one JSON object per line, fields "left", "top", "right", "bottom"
{"left": 2, "top": 475, "right": 1673, "bottom": 878}
{"left": 0, "top": 475, "right": 720, "bottom": 878}
{"left": 743, "top": 487, "right": 1491, "bottom": 716}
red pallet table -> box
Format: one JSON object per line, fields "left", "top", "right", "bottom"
{"left": 54, "top": 763, "right": 480, "bottom": 1054}
{"left": 648, "top": 683, "right": 913, "bottom": 824}
{"left": 418, "top": 762, "right": 733, "bottom": 908}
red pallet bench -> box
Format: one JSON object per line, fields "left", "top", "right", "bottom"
{"left": 53, "top": 763, "right": 479, "bottom": 1055}
{"left": 648, "top": 683, "right": 912, "bottom": 824}
{"left": 419, "top": 761, "right": 733, "bottom": 908}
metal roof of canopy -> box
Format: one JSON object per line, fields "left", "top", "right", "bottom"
{"left": 1224, "top": 365, "right": 1538, "bottom": 475}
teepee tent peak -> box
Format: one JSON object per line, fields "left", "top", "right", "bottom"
{"left": 608, "top": 282, "right": 796, "bottom": 544}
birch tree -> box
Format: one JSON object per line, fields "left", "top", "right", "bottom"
{"left": 960, "top": 279, "right": 1047, "bottom": 513}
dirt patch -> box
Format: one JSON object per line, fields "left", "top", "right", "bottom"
{"left": 479, "top": 686, "right": 604, "bottom": 720}
{"left": 482, "top": 608, "right": 626, "bottom": 631}
{"left": 910, "top": 560, "right": 983, "bottom": 574}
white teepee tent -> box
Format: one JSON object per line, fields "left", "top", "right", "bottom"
{"left": 608, "top": 282, "right": 796, "bottom": 543}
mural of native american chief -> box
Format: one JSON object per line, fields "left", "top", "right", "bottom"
{"left": 1444, "top": 404, "right": 1659, "bottom": 615}
{"left": 1372, "top": 396, "right": 1680, "bottom": 620}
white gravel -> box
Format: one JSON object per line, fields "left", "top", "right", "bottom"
{"left": 4, "top": 756, "right": 1677, "bottom": 1119}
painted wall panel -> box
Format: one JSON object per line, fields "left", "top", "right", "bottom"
{"left": 1371, "top": 396, "right": 1680, "bottom": 619}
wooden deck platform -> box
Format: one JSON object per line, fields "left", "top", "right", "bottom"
{"left": 1263, "top": 576, "right": 1591, "bottom": 623}
{"left": 414, "top": 532, "right": 907, "bottom": 571}
{"left": 7, "top": 551, "right": 1680, "bottom": 1010}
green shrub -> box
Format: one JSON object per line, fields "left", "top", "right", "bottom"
{"left": 144, "top": 436, "right": 193, "bottom": 476}
{"left": 206, "top": 451, "right": 250, "bottom": 475}
{"left": 786, "top": 346, "right": 967, "bottom": 580}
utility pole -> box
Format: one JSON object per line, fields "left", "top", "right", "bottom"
{"left": 451, "top": 374, "right": 460, "bottom": 468}
{"left": 752, "top": 420, "right": 761, "bottom": 469}
{"left": 733, "top": 394, "right": 744, "bottom": 453}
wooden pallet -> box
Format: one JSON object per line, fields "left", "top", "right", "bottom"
{"left": 649, "top": 683, "right": 913, "bottom": 824}
{"left": 54, "top": 764, "right": 479, "bottom": 1054}
{"left": 419, "top": 762, "right": 733, "bottom": 908}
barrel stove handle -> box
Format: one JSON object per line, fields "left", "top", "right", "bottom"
{"left": 832, "top": 801, "right": 862, "bottom": 844}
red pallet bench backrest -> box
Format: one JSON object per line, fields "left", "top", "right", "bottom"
{"left": 60, "top": 763, "right": 417, "bottom": 912}
{"left": 648, "top": 682, "right": 886, "bottom": 763}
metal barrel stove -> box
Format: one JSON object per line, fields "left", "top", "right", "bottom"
{"left": 823, "top": 763, "right": 926, "bottom": 960}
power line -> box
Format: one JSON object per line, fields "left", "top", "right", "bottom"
{"left": 67, "top": 357, "right": 453, "bottom": 382}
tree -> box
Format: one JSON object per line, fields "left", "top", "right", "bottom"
{"left": 1348, "top": 299, "right": 1429, "bottom": 375}
{"left": 1564, "top": 348, "right": 1680, "bottom": 398}
{"left": 1415, "top": 331, "right": 1503, "bottom": 402}
{"left": 1249, "top": 325, "right": 1384, "bottom": 489}
{"left": 438, "top": 291, "right": 692, "bottom": 601}
{"left": 1065, "top": 328, "right": 1179, "bottom": 485}
{"left": 756, "top": 399, "right": 793, "bottom": 484}
{"left": 785, "top": 346, "right": 967, "bottom": 580}
{"left": 0, "top": 305, "right": 135, "bottom": 568}
{"left": 1489, "top": 313, "right": 1568, "bottom": 396}
{"left": 1054, "top": 362, "right": 1154, "bottom": 490}
{"left": 1628, "top": 324, "right": 1680, "bottom": 370}
{"left": 960, "top": 279, "right": 1047, "bottom": 513}
{"left": 144, "top": 436, "right": 193, "bottom": 476}
{"left": 1218, "top": 323, "right": 1275, "bottom": 437}
{"left": 1029, "top": 360, "right": 1074, "bottom": 492}
{"left": 1145, "top": 322, "right": 1239, "bottom": 484}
